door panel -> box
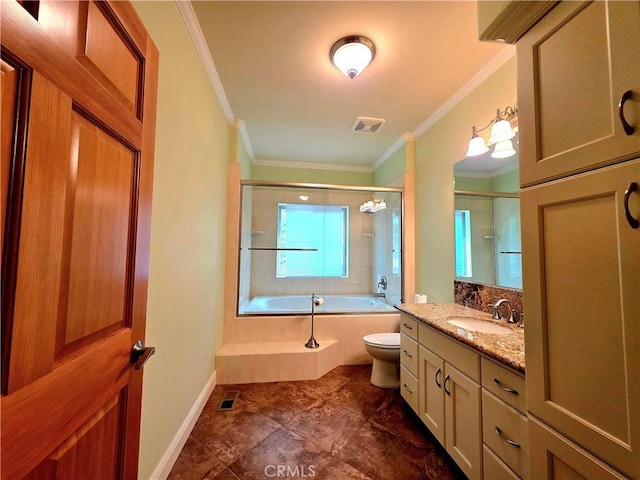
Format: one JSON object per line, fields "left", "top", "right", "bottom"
{"left": 8, "top": 71, "right": 73, "bottom": 392}
{"left": 522, "top": 160, "right": 640, "bottom": 477}
{"left": 1, "top": 1, "right": 158, "bottom": 479}
{"left": 1, "top": 59, "right": 17, "bottom": 248}
{"left": 63, "top": 112, "right": 135, "bottom": 347}
{"left": 25, "top": 394, "right": 121, "bottom": 480}
{"left": 418, "top": 345, "right": 445, "bottom": 444}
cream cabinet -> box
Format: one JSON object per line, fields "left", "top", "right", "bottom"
{"left": 521, "top": 159, "right": 640, "bottom": 478}
{"left": 529, "top": 418, "right": 630, "bottom": 480}
{"left": 481, "top": 358, "right": 528, "bottom": 479}
{"left": 517, "top": 1, "right": 640, "bottom": 477}
{"left": 418, "top": 324, "right": 482, "bottom": 480}
{"left": 517, "top": 0, "right": 640, "bottom": 187}
{"left": 400, "top": 315, "right": 419, "bottom": 412}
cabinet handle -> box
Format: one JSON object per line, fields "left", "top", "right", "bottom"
{"left": 495, "top": 426, "right": 521, "bottom": 448}
{"left": 444, "top": 375, "right": 451, "bottom": 396}
{"left": 493, "top": 378, "right": 519, "bottom": 395}
{"left": 403, "top": 349, "right": 413, "bottom": 358}
{"left": 435, "top": 368, "right": 442, "bottom": 388}
{"left": 619, "top": 90, "right": 635, "bottom": 136}
{"left": 403, "top": 323, "right": 413, "bottom": 330}
{"left": 624, "top": 182, "right": 639, "bottom": 229}
{"left": 403, "top": 383, "right": 413, "bottom": 394}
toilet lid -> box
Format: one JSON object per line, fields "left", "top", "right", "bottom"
{"left": 363, "top": 332, "right": 401, "bottom": 348}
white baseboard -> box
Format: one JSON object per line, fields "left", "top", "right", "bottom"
{"left": 150, "top": 370, "right": 217, "bottom": 480}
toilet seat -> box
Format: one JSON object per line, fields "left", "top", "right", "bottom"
{"left": 363, "top": 332, "right": 400, "bottom": 349}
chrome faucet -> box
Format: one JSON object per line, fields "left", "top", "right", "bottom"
{"left": 377, "top": 275, "right": 388, "bottom": 291}
{"left": 490, "top": 299, "right": 515, "bottom": 323}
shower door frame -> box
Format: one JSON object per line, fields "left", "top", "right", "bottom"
{"left": 236, "top": 180, "right": 405, "bottom": 317}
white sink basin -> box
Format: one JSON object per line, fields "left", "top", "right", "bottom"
{"left": 447, "top": 317, "right": 513, "bottom": 335}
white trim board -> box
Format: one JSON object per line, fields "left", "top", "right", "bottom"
{"left": 374, "top": 48, "right": 516, "bottom": 170}
{"left": 252, "top": 158, "right": 374, "bottom": 173}
{"left": 150, "top": 370, "right": 217, "bottom": 480}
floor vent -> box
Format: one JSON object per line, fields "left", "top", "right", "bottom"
{"left": 218, "top": 391, "right": 240, "bottom": 411}
{"left": 351, "top": 116, "right": 386, "bottom": 134}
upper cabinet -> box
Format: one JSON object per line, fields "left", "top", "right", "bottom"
{"left": 517, "top": 1, "right": 640, "bottom": 187}
{"left": 477, "top": 1, "right": 558, "bottom": 44}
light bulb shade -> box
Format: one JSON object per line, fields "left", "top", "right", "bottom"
{"left": 330, "top": 36, "right": 375, "bottom": 79}
{"left": 489, "top": 119, "right": 515, "bottom": 143}
{"left": 466, "top": 135, "right": 489, "bottom": 157}
{"left": 491, "top": 139, "right": 516, "bottom": 158}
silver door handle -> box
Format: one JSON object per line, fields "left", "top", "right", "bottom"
{"left": 131, "top": 340, "right": 156, "bottom": 370}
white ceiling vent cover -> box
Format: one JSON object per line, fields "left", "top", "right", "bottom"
{"left": 351, "top": 116, "right": 386, "bottom": 134}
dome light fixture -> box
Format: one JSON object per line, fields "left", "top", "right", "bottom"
{"left": 330, "top": 36, "right": 375, "bottom": 79}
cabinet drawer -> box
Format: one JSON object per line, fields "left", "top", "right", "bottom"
{"left": 419, "top": 324, "right": 480, "bottom": 382}
{"left": 400, "top": 365, "right": 419, "bottom": 414}
{"left": 400, "top": 314, "right": 418, "bottom": 340}
{"left": 482, "top": 390, "right": 529, "bottom": 479}
{"left": 481, "top": 357, "right": 526, "bottom": 413}
{"left": 401, "top": 333, "right": 418, "bottom": 377}
{"left": 483, "top": 445, "right": 520, "bottom": 480}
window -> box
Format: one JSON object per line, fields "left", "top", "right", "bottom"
{"left": 277, "top": 203, "right": 348, "bottom": 278}
{"left": 455, "top": 209, "right": 472, "bottom": 277}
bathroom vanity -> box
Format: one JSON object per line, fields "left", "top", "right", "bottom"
{"left": 396, "top": 303, "right": 526, "bottom": 480}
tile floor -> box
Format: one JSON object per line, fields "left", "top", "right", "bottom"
{"left": 168, "top": 365, "right": 466, "bottom": 480}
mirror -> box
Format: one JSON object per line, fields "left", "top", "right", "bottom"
{"left": 454, "top": 135, "right": 522, "bottom": 289}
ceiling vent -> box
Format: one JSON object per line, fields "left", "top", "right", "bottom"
{"left": 351, "top": 116, "right": 386, "bottom": 134}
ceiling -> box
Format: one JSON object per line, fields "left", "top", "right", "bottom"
{"left": 190, "top": 1, "right": 514, "bottom": 169}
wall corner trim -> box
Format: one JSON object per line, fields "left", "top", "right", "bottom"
{"left": 149, "top": 370, "right": 217, "bottom": 480}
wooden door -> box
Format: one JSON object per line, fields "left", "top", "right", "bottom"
{"left": 517, "top": 0, "right": 640, "bottom": 187}
{"left": 521, "top": 160, "right": 640, "bottom": 478}
{"left": 1, "top": 1, "right": 158, "bottom": 479}
{"left": 444, "top": 364, "right": 482, "bottom": 480}
{"left": 418, "top": 345, "right": 445, "bottom": 444}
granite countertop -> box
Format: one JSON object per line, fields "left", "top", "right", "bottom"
{"left": 395, "top": 302, "right": 525, "bottom": 374}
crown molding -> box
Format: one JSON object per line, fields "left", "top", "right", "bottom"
{"left": 176, "top": 1, "right": 256, "bottom": 160}
{"left": 252, "top": 158, "right": 373, "bottom": 173}
{"left": 413, "top": 48, "right": 515, "bottom": 138}
{"left": 374, "top": 48, "right": 515, "bottom": 171}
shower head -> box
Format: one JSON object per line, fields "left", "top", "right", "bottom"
{"left": 311, "top": 295, "right": 324, "bottom": 306}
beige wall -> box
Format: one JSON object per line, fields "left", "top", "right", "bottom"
{"left": 252, "top": 163, "right": 374, "bottom": 185}
{"left": 414, "top": 56, "right": 517, "bottom": 302}
{"left": 133, "top": 2, "right": 230, "bottom": 478}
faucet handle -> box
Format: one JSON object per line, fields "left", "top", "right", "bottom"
{"left": 489, "top": 303, "right": 501, "bottom": 320}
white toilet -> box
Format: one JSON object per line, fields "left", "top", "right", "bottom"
{"left": 363, "top": 333, "right": 401, "bottom": 388}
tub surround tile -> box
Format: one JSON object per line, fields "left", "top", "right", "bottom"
{"left": 169, "top": 365, "right": 462, "bottom": 480}
{"left": 394, "top": 302, "right": 525, "bottom": 373}
{"left": 216, "top": 341, "right": 341, "bottom": 384}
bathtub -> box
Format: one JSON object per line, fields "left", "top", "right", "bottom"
{"left": 241, "top": 294, "right": 396, "bottom": 315}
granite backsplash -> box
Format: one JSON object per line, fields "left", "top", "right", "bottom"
{"left": 454, "top": 280, "right": 523, "bottom": 321}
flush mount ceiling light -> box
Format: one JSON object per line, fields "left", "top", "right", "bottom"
{"left": 330, "top": 36, "right": 375, "bottom": 79}
{"left": 465, "top": 104, "right": 518, "bottom": 159}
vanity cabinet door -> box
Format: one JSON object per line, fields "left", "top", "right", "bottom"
{"left": 418, "top": 345, "right": 445, "bottom": 445}
{"left": 521, "top": 159, "right": 640, "bottom": 478}
{"left": 517, "top": 0, "right": 640, "bottom": 187}
{"left": 445, "top": 364, "right": 482, "bottom": 480}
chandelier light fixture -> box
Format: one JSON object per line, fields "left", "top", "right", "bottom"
{"left": 330, "top": 36, "right": 375, "bottom": 79}
{"left": 465, "top": 104, "right": 518, "bottom": 159}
